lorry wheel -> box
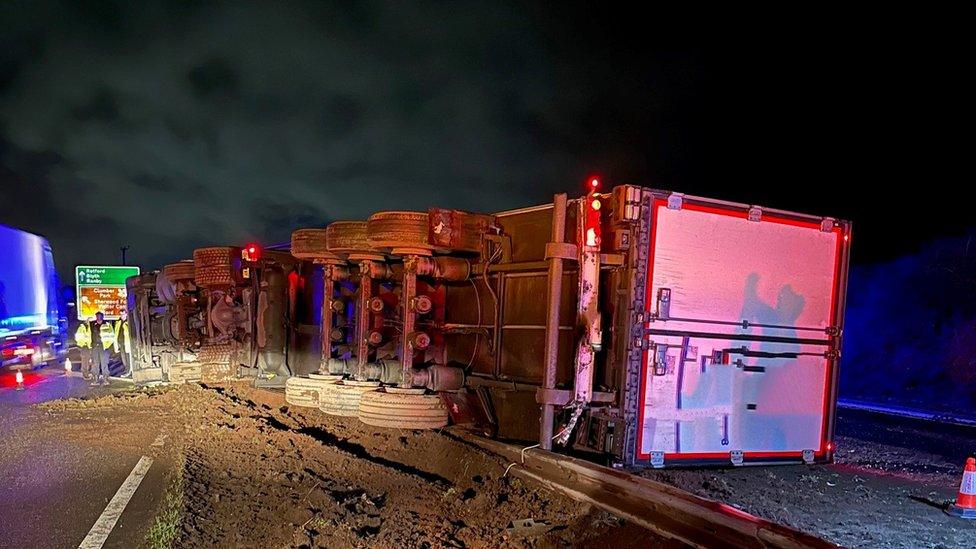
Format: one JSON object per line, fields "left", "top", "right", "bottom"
{"left": 125, "top": 273, "right": 157, "bottom": 291}
{"left": 358, "top": 388, "right": 449, "bottom": 429}
{"left": 366, "top": 211, "right": 431, "bottom": 252}
{"left": 200, "top": 362, "right": 236, "bottom": 383}
{"left": 325, "top": 221, "right": 373, "bottom": 255}
{"left": 162, "top": 261, "right": 197, "bottom": 283}
{"left": 319, "top": 380, "right": 380, "bottom": 417}
{"left": 193, "top": 247, "right": 240, "bottom": 287}
{"left": 308, "top": 372, "right": 344, "bottom": 381}
{"left": 291, "top": 229, "right": 342, "bottom": 261}
{"left": 196, "top": 343, "right": 232, "bottom": 365}
{"left": 168, "top": 362, "right": 202, "bottom": 384}
{"left": 285, "top": 375, "right": 341, "bottom": 407}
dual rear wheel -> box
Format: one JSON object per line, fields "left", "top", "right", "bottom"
{"left": 316, "top": 380, "right": 449, "bottom": 430}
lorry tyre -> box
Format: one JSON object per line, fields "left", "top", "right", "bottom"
{"left": 366, "top": 211, "right": 431, "bottom": 252}
{"left": 285, "top": 375, "right": 341, "bottom": 407}
{"left": 291, "top": 229, "right": 341, "bottom": 261}
{"left": 325, "top": 221, "right": 373, "bottom": 255}
{"left": 168, "top": 361, "right": 202, "bottom": 384}
{"left": 162, "top": 261, "right": 197, "bottom": 283}
{"left": 196, "top": 343, "right": 233, "bottom": 365}
{"left": 357, "top": 388, "right": 449, "bottom": 430}
{"left": 308, "top": 372, "right": 344, "bottom": 381}
{"left": 200, "top": 361, "right": 236, "bottom": 383}
{"left": 193, "top": 247, "right": 239, "bottom": 287}
{"left": 319, "top": 380, "right": 380, "bottom": 417}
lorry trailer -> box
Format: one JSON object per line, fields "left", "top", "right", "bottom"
{"left": 135, "top": 181, "right": 851, "bottom": 469}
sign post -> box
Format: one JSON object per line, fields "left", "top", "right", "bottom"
{"left": 75, "top": 265, "right": 141, "bottom": 321}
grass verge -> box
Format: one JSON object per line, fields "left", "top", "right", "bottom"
{"left": 145, "top": 452, "right": 186, "bottom": 549}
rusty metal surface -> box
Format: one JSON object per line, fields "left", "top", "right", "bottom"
{"left": 354, "top": 260, "right": 375, "bottom": 379}
{"left": 427, "top": 208, "right": 495, "bottom": 254}
{"left": 398, "top": 257, "right": 420, "bottom": 384}
{"left": 318, "top": 265, "right": 336, "bottom": 373}
{"left": 460, "top": 434, "right": 836, "bottom": 549}
{"left": 540, "top": 193, "right": 568, "bottom": 450}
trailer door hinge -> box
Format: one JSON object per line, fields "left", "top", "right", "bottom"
{"left": 802, "top": 449, "right": 815, "bottom": 464}
{"left": 730, "top": 450, "right": 744, "bottom": 466}
{"left": 650, "top": 451, "right": 665, "bottom": 468}
{"left": 667, "top": 193, "right": 684, "bottom": 210}
{"left": 748, "top": 206, "right": 762, "bottom": 222}
{"left": 820, "top": 218, "right": 836, "bottom": 232}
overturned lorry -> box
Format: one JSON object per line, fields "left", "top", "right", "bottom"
{"left": 134, "top": 181, "right": 850, "bottom": 469}
{"left": 284, "top": 182, "right": 851, "bottom": 469}
{"left": 126, "top": 261, "right": 204, "bottom": 383}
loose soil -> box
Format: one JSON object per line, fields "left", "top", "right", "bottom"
{"left": 41, "top": 384, "right": 669, "bottom": 548}
{"left": 37, "top": 382, "right": 975, "bottom": 548}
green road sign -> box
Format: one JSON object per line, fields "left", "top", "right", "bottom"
{"left": 75, "top": 265, "right": 141, "bottom": 320}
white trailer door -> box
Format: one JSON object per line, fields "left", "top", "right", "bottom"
{"left": 637, "top": 198, "right": 845, "bottom": 463}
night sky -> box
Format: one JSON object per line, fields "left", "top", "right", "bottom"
{"left": 0, "top": 2, "right": 965, "bottom": 280}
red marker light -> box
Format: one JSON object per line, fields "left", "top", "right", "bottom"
{"left": 590, "top": 178, "right": 600, "bottom": 189}
{"left": 826, "top": 441, "right": 835, "bottom": 452}
{"left": 591, "top": 199, "right": 602, "bottom": 211}
{"left": 243, "top": 244, "right": 261, "bottom": 261}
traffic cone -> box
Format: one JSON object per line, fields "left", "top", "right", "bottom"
{"left": 948, "top": 457, "right": 976, "bottom": 518}
{"left": 14, "top": 370, "right": 25, "bottom": 391}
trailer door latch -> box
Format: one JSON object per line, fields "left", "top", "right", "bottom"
{"left": 650, "top": 451, "right": 665, "bottom": 468}
{"left": 802, "top": 449, "right": 815, "bottom": 464}
{"left": 655, "top": 288, "right": 671, "bottom": 320}
{"left": 730, "top": 450, "right": 744, "bottom": 466}
{"left": 651, "top": 344, "right": 669, "bottom": 376}
{"left": 748, "top": 206, "right": 762, "bottom": 222}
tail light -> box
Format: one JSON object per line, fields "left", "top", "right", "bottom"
{"left": 242, "top": 243, "right": 261, "bottom": 262}
{"left": 584, "top": 183, "right": 602, "bottom": 250}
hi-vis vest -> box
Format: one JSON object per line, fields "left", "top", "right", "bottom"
{"left": 75, "top": 321, "right": 116, "bottom": 349}
{"left": 113, "top": 320, "right": 130, "bottom": 352}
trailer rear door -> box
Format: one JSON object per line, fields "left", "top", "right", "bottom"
{"left": 636, "top": 195, "right": 849, "bottom": 466}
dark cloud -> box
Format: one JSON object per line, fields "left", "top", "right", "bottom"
{"left": 250, "top": 199, "right": 328, "bottom": 245}
{"left": 131, "top": 173, "right": 173, "bottom": 193}
{"left": 187, "top": 57, "right": 240, "bottom": 99}
{"left": 0, "top": 2, "right": 966, "bottom": 283}
{"left": 71, "top": 88, "right": 121, "bottom": 123}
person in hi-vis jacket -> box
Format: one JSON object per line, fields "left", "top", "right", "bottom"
{"left": 76, "top": 312, "right": 112, "bottom": 385}
{"left": 111, "top": 310, "right": 131, "bottom": 376}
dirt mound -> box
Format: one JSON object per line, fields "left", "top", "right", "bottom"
{"left": 43, "top": 382, "right": 657, "bottom": 547}
{"left": 175, "top": 383, "right": 657, "bottom": 547}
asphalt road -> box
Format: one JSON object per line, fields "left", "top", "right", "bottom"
{"left": 3, "top": 366, "right": 976, "bottom": 548}
{"left": 0, "top": 367, "right": 170, "bottom": 549}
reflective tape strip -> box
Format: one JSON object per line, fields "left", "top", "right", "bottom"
{"left": 960, "top": 471, "right": 976, "bottom": 495}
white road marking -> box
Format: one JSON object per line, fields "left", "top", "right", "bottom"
{"left": 77, "top": 455, "right": 154, "bottom": 549}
